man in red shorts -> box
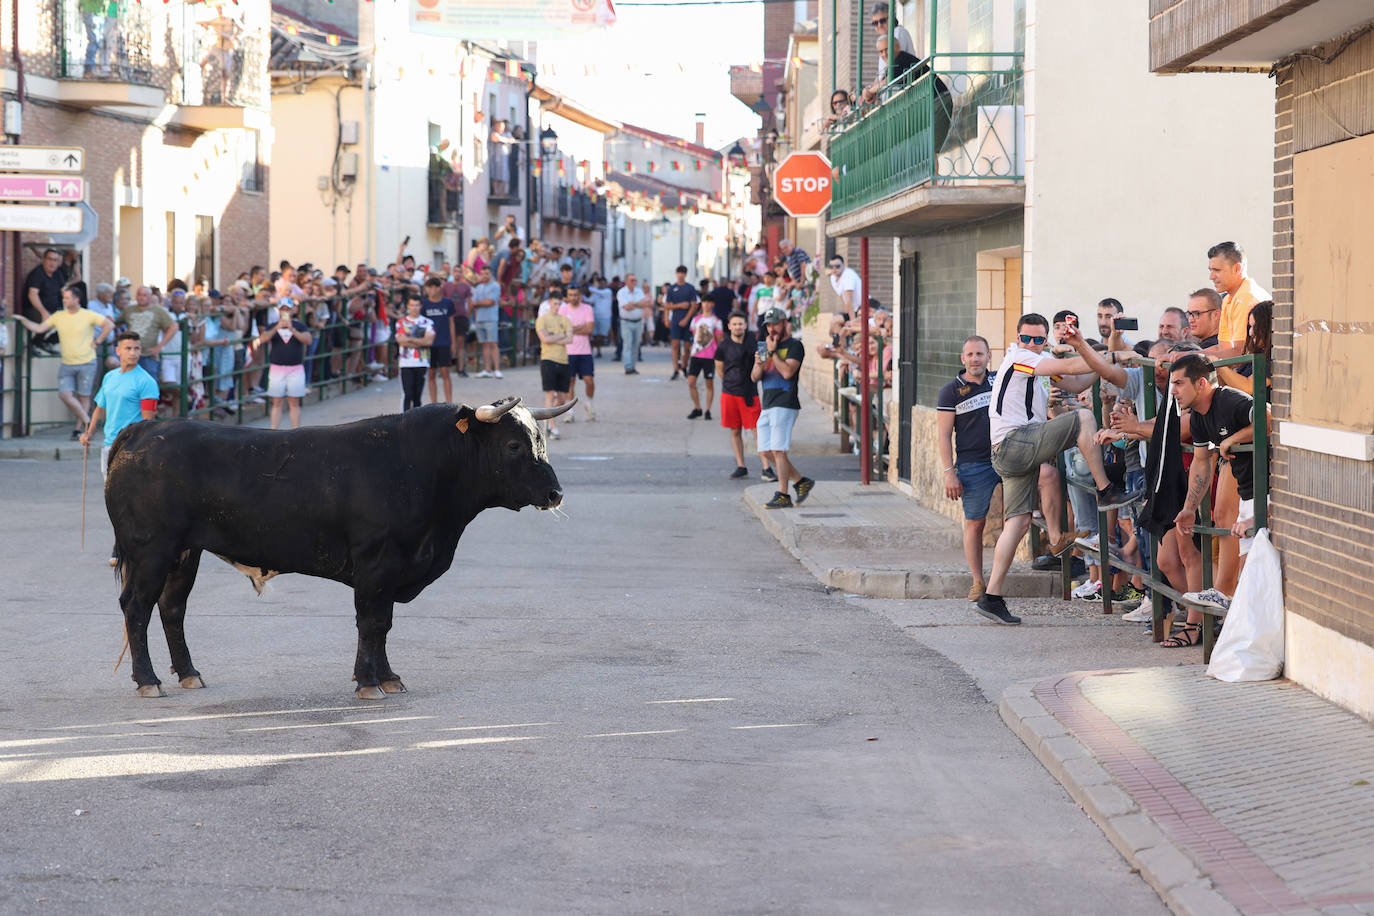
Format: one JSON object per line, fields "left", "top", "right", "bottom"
{"left": 714, "top": 311, "right": 763, "bottom": 478}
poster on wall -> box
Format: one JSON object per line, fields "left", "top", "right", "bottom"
{"left": 410, "top": 0, "right": 617, "bottom": 40}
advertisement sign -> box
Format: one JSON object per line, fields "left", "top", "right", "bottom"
{"left": 410, "top": 0, "right": 616, "bottom": 40}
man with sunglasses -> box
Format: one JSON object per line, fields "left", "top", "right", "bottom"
{"left": 826, "top": 255, "right": 862, "bottom": 342}
{"left": 976, "top": 314, "right": 1136, "bottom": 625}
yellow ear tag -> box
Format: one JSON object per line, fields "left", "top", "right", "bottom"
{"left": 456, "top": 418, "right": 470, "bottom": 434}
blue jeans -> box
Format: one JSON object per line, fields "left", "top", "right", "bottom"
{"left": 138, "top": 355, "right": 160, "bottom": 379}
{"left": 955, "top": 460, "right": 1001, "bottom": 521}
{"left": 620, "top": 320, "right": 643, "bottom": 370}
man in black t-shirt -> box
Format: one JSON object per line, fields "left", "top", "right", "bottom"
{"left": 936, "top": 335, "right": 1001, "bottom": 599}
{"left": 253, "top": 299, "right": 313, "bottom": 430}
{"left": 419, "top": 275, "right": 456, "bottom": 404}
{"left": 750, "top": 307, "right": 813, "bottom": 508}
{"left": 24, "top": 248, "right": 67, "bottom": 353}
{"left": 664, "top": 265, "right": 698, "bottom": 379}
{"left": 714, "top": 311, "right": 762, "bottom": 479}
{"left": 707, "top": 278, "right": 737, "bottom": 324}
{"left": 1169, "top": 352, "right": 1257, "bottom": 617}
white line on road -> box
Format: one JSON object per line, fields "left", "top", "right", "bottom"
{"left": 437, "top": 722, "right": 557, "bottom": 732}
{"left": 729, "top": 724, "right": 811, "bottom": 730}
{"left": 644, "top": 698, "right": 735, "bottom": 704}
{"left": 412, "top": 736, "right": 543, "bottom": 749}
{"left": 584, "top": 729, "right": 684, "bottom": 738}
{"left": 234, "top": 715, "right": 434, "bottom": 733}
{"left": 45, "top": 704, "right": 386, "bottom": 730}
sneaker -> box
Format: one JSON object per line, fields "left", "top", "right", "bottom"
{"left": 625, "top": 368, "right": 635, "bottom": 375}
{"left": 550, "top": 427, "right": 560, "bottom": 440}
{"left": 975, "top": 593, "right": 1021, "bottom": 625}
{"left": 457, "top": 370, "right": 469, "bottom": 378}
{"left": 474, "top": 370, "right": 492, "bottom": 378}
{"left": 250, "top": 386, "right": 266, "bottom": 395}
{"left": 1183, "top": 588, "right": 1232, "bottom": 612}
{"left": 1031, "top": 554, "right": 1062, "bottom": 571}
{"left": 370, "top": 373, "right": 388, "bottom": 383}
{"left": 583, "top": 404, "right": 596, "bottom": 422}
{"left": 761, "top": 468, "right": 778, "bottom": 483}
{"left": 220, "top": 402, "right": 238, "bottom": 414}
{"left": 687, "top": 408, "right": 703, "bottom": 419}
{"left": 248, "top": 396, "right": 266, "bottom": 405}
{"left": 703, "top": 410, "right": 712, "bottom": 420}
{"left": 565, "top": 411, "right": 575, "bottom": 423}
{"left": 1097, "top": 484, "right": 1144, "bottom": 511}
{"left": 1047, "top": 529, "right": 1090, "bottom": 557}
{"left": 1111, "top": 585, "right": 1144, "bottom": 610}
{"left": 764, "top": 491, "right": 793, "bottom": 509}
{"left": 670, "top": 370, "right": 680, "bottom": 381}
{"left": 367, "top": 361, "right": 384, "bottom": 372}
{"left": 1078, "top": 533, "right": 1100, "bottom": 551}
{"left": 1072, "top": 579, "right": 1103, "bottom": 601}
{"left": 729, "top": 466, "right": 748, "bottom": 479}
{"left": 968, "top": 583, "right": 986, "bottom": 601}
{"left": 493, "top": 370, "right": 504, "bottom": 379}
{"left": 793, "top": 477, "right": 815, "bottom": 505}
{"left": 70, "top": 429, "right": 82, "bottom": 440}
{"left": 1120, "top": 605, "right": 1154, "bottom": 622}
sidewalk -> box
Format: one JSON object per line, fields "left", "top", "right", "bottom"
{"left": 1001, "top": 667, "right": 1374, "bottom": 916}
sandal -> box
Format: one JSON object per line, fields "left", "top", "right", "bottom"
{"left": 1161, "top": 623, "right": 1202, "bottom": 648}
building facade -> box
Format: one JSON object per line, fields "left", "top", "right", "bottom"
{"left": 1151, "top": 1, "right": 1374, "bottom": 720}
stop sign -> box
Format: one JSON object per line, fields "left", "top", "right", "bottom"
{"left": 773, "top": 151, "right": 833, "bottom": 217}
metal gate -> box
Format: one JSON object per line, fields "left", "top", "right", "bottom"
{"left": 896, "top": 253, "right": 917, "bottom": 481}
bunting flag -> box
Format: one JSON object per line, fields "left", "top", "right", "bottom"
{"left": 648, "top": 162, "right": 658, "bottom": 172}
{"left": 624, "top": 161, "right": 634, "bottom": 172}
{"left": 670, "top": 160, "right": 682, "bottom": 171}
{"left": 557, "top": 161, "right": 566, "bottom": 178}
{"left": 579, "top": 159, "right": 590, "bottom": 169}
{"left": 694, "top": 160, "right": 703, "bottom": 171}
{"left": 505, "top": 60, "right": 522, "bottom": 78}
{"left": 532, "top": 160, "right": 542, "bottom": 177}
{"left": 603, "top": 160, "right": 611, "bottom": 172}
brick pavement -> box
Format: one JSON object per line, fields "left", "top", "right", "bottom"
{"left": 1002, "top": 665, "right": 1374, "bottom": 916}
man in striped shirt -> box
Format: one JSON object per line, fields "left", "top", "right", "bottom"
{"left": 779, "top": 239, "right": 812, "bottom": 283}
{"left": 976, "top": 312, "right": 1136, "bottom": 626}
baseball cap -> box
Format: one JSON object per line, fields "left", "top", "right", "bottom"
{"left": 762, "top": 307, "right": 788, "bottom": 325}
{"left": 115, "top": 277, "right": 131, "bottom": 288}
{"left": 208, "top": 288, "right": 223, "bottom": 299}
{"left": 278, "top": 297, "right": 296, "bottom": 310}
{"left": 321, "top": 277, "right": 337, "bottom": 288}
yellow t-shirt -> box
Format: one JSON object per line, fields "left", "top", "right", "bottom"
{"left": 48, "top": 308, "right": 106, "bottom": 365}
{"left": 1220, "top": 277, "right": 1268, "bottom": 347}
{"left": 536, "top": 312, "right": 571, "bottom": 364}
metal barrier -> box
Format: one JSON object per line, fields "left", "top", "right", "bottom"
{"left": 1030, "top": 351, "right": 1269, "bottom": 662}
{"left": 832, "top": 335, "right": 889, "bottom": 479}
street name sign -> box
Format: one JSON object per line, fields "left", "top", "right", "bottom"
{"left": 773, "top": 151, "right": 833, "bottom": 217}
{"left": 0, "top": 146, "right": 85, "bottom": 173}
{"left": 0, "top": 204, "right": 84, "bottom": 234}
{"left": 0, "top": 174, "right": 85, "bottom": 202}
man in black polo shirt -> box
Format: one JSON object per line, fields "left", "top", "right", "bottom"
{"left": 707, "top": 277, "right": 737, "bottom": 324}
{"left": 936, "top": 335, "right": 1001, "bottom": 601}
{"left": 24, "top": 248, "right": 67, "bottom": 353}
{"left": 664, "top": 265, "right": 698, "bottom": 380}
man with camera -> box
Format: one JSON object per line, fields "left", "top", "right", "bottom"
{"left": 253, "top": 298, "right": 312, "bottom": 430}
{"left": 751, "top": 307, "right": 814, "bottom": 509}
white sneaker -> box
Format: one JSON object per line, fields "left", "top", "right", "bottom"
{"left": 583, "top": 403, "right": 596, "bottom": 422}
{"left": 370, "top": 373, "right": 388, "bottom": 383}
{"left": 493, "top": 370, "right": 504, "bottom": 379}
{"left": 1072, "top": 579, "right": 1102, "bottom": 600}
{"left": 1120, "top": 605, "right": 1153, "bottom": 622}
{"left": 1078, "top": 533, "right": 1099, "bottom": 550}
{"left": 475, "top": 370, "right": 492, "bottom": 378}
{"left": 550, "top": 426, "right": 560, "bottom": 439}
{"left": 1183, "top": 588, "right": 1232, "bottom": 612}
{"left": 367, "top": 362, "right": 384, "bottom": 372}
{"left": 565, "top": 411, "right": 575, "bottom": 423}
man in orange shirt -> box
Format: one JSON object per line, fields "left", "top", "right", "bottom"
{"left": 1207, "top": 241, "right": 1268, "bottom": 359}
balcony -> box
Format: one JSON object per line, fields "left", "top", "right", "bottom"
{"left": 57, "top": 0, "right": 267, "bottom": 117}
{"left": 428, "top": 172, "right": 462, "bottom": 227}
{"left": 489, "top": 141, "right": 523, "bottom": 206}
{"left": 541, "top": 184, "right": 607, "bottom": 230}
{"left": 1149, "top": 0, "right": 1374, "bottom": 72}
{"left": 827, "top": 55, "right": 1026, "bottom": 238}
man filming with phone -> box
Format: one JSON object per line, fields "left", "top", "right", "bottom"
{"left": 751, "top": 307, "right": 814, "bottom": 509}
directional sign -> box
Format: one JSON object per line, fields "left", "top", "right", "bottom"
{"left": 49, "top": 202, "right": 99, "bottom": 247}
{"left": 0, "top": 204, "right": 84, "bottom": 234}
{"left": 0, "top": 174, "right": 85, "bottom": 202}
{"left": 0, "top": 146, "right": 84, "bottom": 174}
{"left": 773, "top": 151, "right": 833, "bottom": 217}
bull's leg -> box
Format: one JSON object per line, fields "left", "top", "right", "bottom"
{"left": 158, "top": 549, "right": 206, "bottom": 689}
{"left": 119, "top": 555, "right": 176, "bottom": 698}
{"left": 352, "top": 587, "right": 402, "bottom": 699}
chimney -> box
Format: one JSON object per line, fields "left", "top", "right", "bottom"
{"left": 694, "top": 112, "right": 706, "bottom": 147}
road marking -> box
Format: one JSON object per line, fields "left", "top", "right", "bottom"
{"left": 584, "top": 729, "right": 683, "bottom": 738}
{"left": 729, "top": 724, "right": 811, "bottom": 730}
{"left": 0, "top": 737, "right": 79, "bottom": 749}
{"left": 46, "top": 704, "right": 385, "bottom": 730}
{"left": 437, "top": 722, "right": 556, "bottom": 732}
{"left": 412, "top": 736, "right": 542, "bottom": 749}
{"left": 233, "top": 715, "right": 433, "bottom": 733}
{"left": 644, "top": 698, "right": 734, "bottom": 704}
{"left": 565, "top": 456, "right": 612, "bottom": 461}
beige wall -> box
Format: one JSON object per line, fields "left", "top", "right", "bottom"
{"left": 1025, "top": 0, "right": 1273, "bottom": 329}
{"left": 269, "top": 81, "right": 369, "bottom": 272}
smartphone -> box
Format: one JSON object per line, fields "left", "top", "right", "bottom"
{"left": 757, "top": 341, "right": 769, "bottom": 358}
{"left": 1114, "top": 317, "right": 1139, "bottom": 331}
{"left": 1064, "top": 314, "right": 1078, "bottom": 333}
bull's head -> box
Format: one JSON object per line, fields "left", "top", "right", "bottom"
{"left": 463, "top": 396, "right": 573, "bottom": 511}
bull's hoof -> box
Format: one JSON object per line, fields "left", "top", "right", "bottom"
{"left": 179, "top": 675, "right": 206, "bottom": 689}
{"left": 136, "top": 684, "right": 167, "bottom": 698}
{"left": 354, "top": 685, "right": 386, "bottom": 700}
{"left": 380, "top": 679, "right": 407, "bottom": 695}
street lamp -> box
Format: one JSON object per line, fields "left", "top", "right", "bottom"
{"left": 538, "top": 127, "right": 558, "bottom": 221}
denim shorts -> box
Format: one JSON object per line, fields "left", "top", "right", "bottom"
{"left": 58, "top": 360, "right": 97, "bottom": 396}
{"left": 473, "top": 319, "right": 499, "bottom": 344}
{"left": 757, "top": 406, "right": 799, "bottom": 452}
{"left": 955, "top": 460, "right": 1001, "bottom": 521}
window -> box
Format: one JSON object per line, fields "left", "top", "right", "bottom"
{"left": 240, "top": 129, "right": 263, "bottom": 191}
{"left": 194, "top": 216, "right": 215, "bottom": 288}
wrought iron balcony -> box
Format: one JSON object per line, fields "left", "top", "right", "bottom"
{"left": 828, "top": 54, "right": 1025, "bottom": 230}
{"left": 429, "top": 172, "right": 462, "bottom": 227}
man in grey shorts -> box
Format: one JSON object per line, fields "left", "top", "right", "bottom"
{"left": 976, "top": 312, "right": 1135, "bottom": 625}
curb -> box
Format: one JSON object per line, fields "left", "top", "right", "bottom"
{"left": 0, "top": 443, "right": 86, "bottom": 461}
{"left": 999, "top": 675, "right": 1239, "bottom": 916}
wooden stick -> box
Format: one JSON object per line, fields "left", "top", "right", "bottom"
{"left": 81, "top": 440, "right": 89, "bottom": 551}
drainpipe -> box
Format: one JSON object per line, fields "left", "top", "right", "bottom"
{"left": 887, "top": 0, "right": 895, "bottom": 83}
{"left": 860, "top": 236, "right": 871, "bottom": 485}
{"left": 525, "top": 71, "right": 534, "bottom": 250}
{"left": 930, "top": 0, "right": 938, "bottom": 59}
{"left": 857, "top": 0, "right": 864, "bottom": 92}
{"left": 830, "top": 0, "right": 837, "bottom": 94}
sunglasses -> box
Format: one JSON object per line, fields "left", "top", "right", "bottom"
{"left": 1185, "top": 309, "right": 1218, "bottom": 318}
{"left": 1019, "top": 334, "right": 1047, "bottom": 345}
{"left": 871, "top": 16, "right": 887, "bottom": 25}
{"left": 829, "top": 263, "right": 844, "bottom": 269}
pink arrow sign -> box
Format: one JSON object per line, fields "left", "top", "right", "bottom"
{"left": 0, "top": 175, "right": 85, "bottom": 202}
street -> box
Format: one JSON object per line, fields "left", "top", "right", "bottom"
{"left": 0, "top": 350, "right": 1165, "bottom": 915}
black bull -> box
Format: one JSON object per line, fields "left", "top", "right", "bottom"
{"left": 104, "top": 396, "right": 572, "bottom": 699}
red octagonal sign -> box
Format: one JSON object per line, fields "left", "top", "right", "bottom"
{"left": 773, "top": 151, "right": 833, "bottom": 217}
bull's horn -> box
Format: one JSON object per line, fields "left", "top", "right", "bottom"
{"left": 527, "top": 397, "right": 578, "bottom": 421}
{"left": 475, "top": 396, "right": 521, "bottom": 423}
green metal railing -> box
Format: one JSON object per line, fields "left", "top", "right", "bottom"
{"left": 1031, "top": 352, "right": 1270, "bottom": 662}
{"left": 833, "top": 336, "right": 888, "bottom": 479}
{"left": 828, "top": 53, "right": 1024, "bottom": 219}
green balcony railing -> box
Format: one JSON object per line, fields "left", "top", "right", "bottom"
{"left": 828, "top": 53, "right": 1025, "bottom": 219}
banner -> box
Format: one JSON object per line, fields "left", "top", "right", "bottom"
{"left": 410, "top": 0, "right": 616, "bottom": 40}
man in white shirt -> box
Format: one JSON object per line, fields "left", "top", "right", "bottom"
{"left": 975, "top": 313, "right": 1135, "bottom": 626}
{"left": 616, "top": 272, "right": 649, "bottom": 374}
{"left": 827, "top": 255, "right": 862, "bottom": 340}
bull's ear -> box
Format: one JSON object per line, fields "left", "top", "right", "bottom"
{"left": 455, "top": 405, "right": 476, "bottom": 434}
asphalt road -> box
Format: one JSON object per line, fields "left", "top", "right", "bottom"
{"left": 0, "top": 348, "right": 1166, "bottom": 915}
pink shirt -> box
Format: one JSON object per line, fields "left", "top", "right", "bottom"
{"left": 559, "top": 303, "right": 595, "bottom": 356}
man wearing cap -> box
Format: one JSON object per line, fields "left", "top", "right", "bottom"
{"left": 252, "top": 298, "right": 312, "bottom": 429}
{"left": 750, "top": 307, "right": 815, "bottom": 508}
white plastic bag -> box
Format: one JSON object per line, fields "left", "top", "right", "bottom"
{"left": 1207, "top": 528, "right": 1285, "bottom": 682}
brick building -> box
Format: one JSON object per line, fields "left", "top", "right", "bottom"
{"left": 1150, "top": 2, "right": 1374, "bottom": 720}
